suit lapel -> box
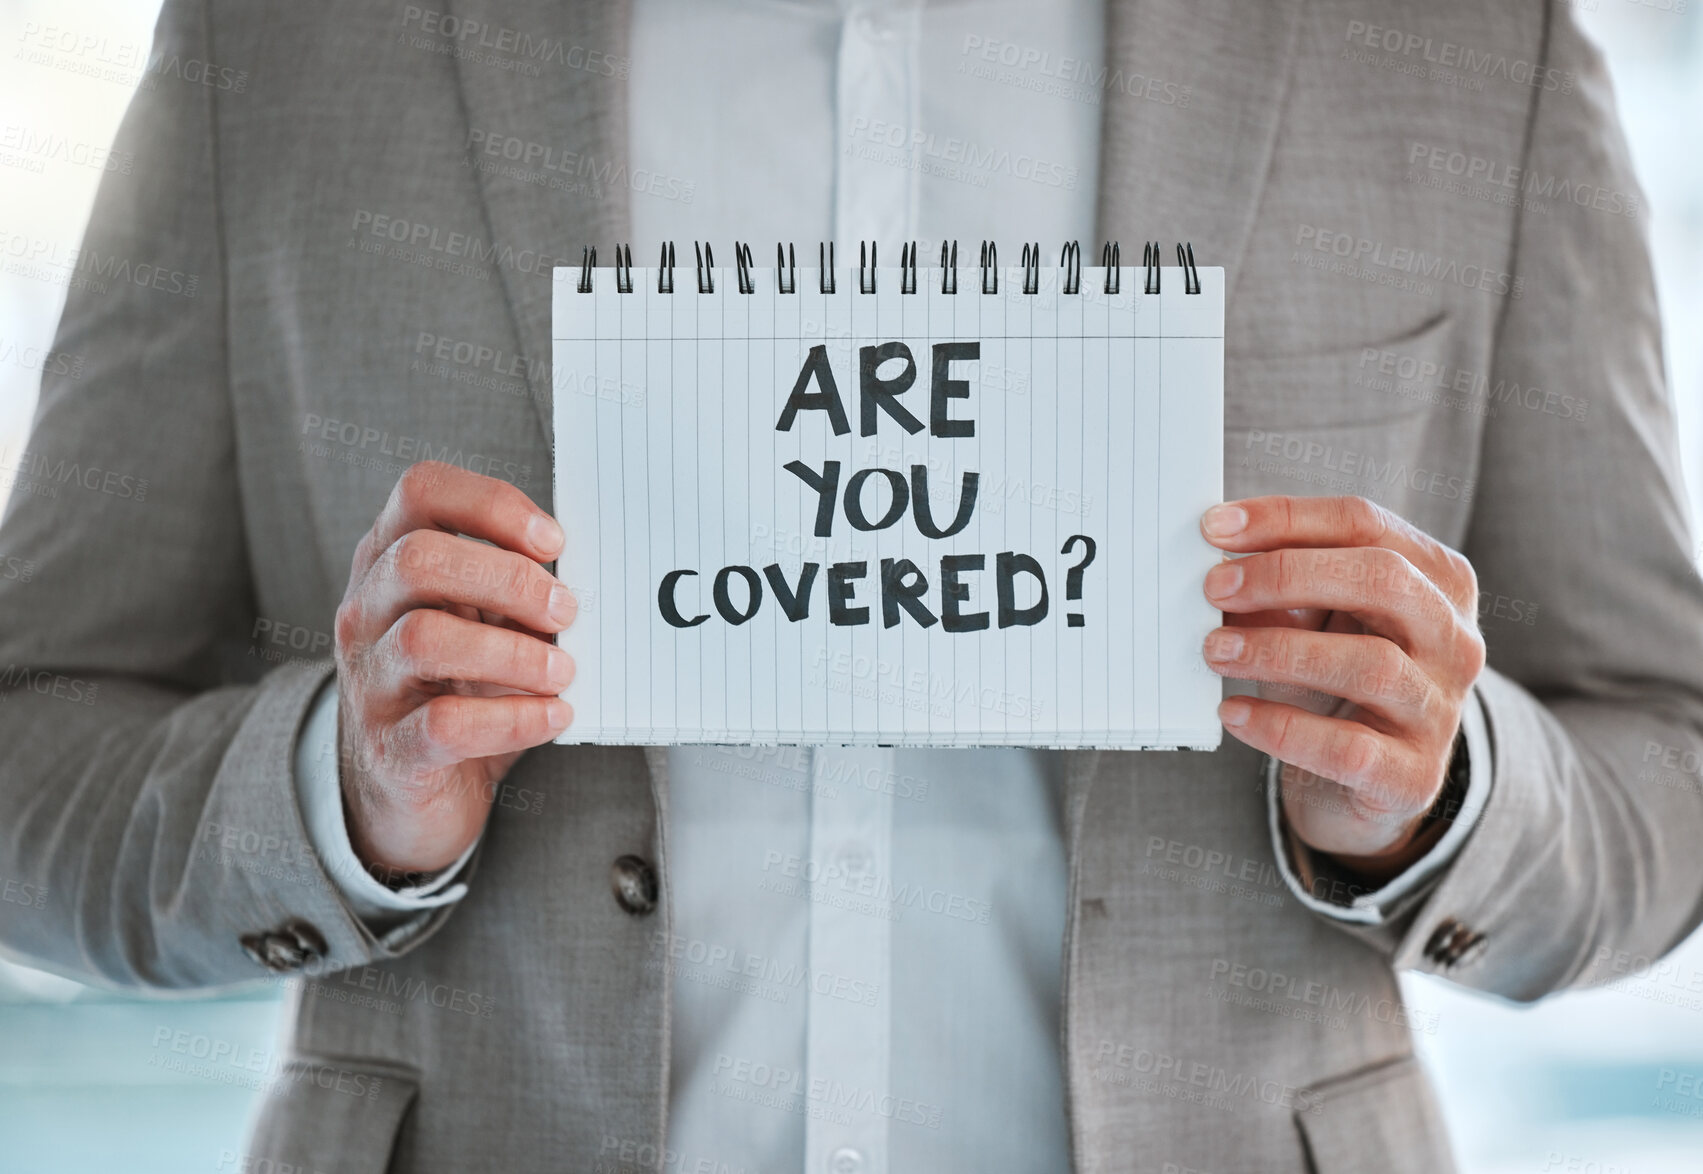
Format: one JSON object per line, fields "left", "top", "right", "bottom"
{"left": 443, "top": 0, "right": 633, "bottom": 447}
{"left": 1096, "top": 0, "right": 1305, "bottom": 286}
{"left": 446, "top": 5, "right": 667, "bottom": 946}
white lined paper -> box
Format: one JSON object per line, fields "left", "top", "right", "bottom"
{"left": 553, "top": 262, "right": 1223, "bottom": 749}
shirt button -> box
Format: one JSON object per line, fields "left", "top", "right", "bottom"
{"left": 837, "top": 842, "right": 874, "bottom": 877}
{"left": 829, "top": 1147, "right": 865, "bottom": 1174}
{"left": 610, "top": 854, "right": 658, "bottom": 916}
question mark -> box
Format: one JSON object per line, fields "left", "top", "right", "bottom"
{"left": 1061, "top": 535, "right": 1097, "bottom": 627}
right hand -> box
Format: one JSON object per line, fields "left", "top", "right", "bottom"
{"left": 333, "top": 462, "right": 577, "bottom": 879}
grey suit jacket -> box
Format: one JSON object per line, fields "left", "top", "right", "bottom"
{"left": 3, "top": 1, "right": 1701, "bottom": 1171}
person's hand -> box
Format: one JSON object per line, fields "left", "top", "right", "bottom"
{"left": 333, "top": 462, "right": 576, "bottom": 878}
{"left": 1198, "top": 495, "right": 1485, "bottom": 879}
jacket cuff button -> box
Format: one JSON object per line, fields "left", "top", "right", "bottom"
{"left": 282, "top": 918, "right": 328, "bottom": 962}
{"left": 240, "top": 919, "right": 327, "bottom": 972}
{"left": 239, "top": 934, "right": 268, "bottom": 968}
{"left": 1423, "top": 917, "right": 1461, "bottom": 963}
{"left": 1423, "top": 917, "right": 1484, "bottom": 969}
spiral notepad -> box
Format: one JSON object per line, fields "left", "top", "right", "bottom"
{"left": 552, "top": 241, "right": 1223, "bottom": 749}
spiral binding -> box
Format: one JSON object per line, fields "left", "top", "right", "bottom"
{"left": 657, "top": 241, "right": 675, "bottom": 293}
{"left": 1061, "top": 241, "right": 1081, "bottom": 295}
{"left": 735, "top": 241, "right": 755, "bottom": 294}
{"left": 695, "top": 241, "right": 714, "bottom": 293}
{"left": 614, "top": 243, "right": 633, "bottom": 293}
{"left": 1177, "top": 242, "right": 1200, "bottom": 295}
{"left": 579, "top": 240, "right": 1202, "bottom": 296}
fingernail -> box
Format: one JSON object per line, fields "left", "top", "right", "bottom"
{"left": 528, "top": 513, "right": 565, "bottom": 555}
{"left": 1204, "top": 629, "right": 1243, "bottom": 662}
{"left": 1219, "top": 698, "right": 1251, "bottom": 728}
{"left": 1202, "top": 504, "right": 1248, "bottom": 538}
{"left": 546, "top": 699, "right": 573, "bottom": 728}
{"left": 1204, "top": 562, "right": 1244, "bottom": 600}
{"left": 549, "top": 583, "right": 577, "bottom": 625}
{"left": 546, "top": 648, "right": 575, "bottom": 689}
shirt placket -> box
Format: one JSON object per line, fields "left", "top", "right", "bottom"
{"left": 804, "top": 747, "right": 896, "bottom": 1174}
{"left": 834, "top": 1, "right": 921, "bottom": 255}
{"left": 815, "top": 13, "right": 912, "bottom": 1167}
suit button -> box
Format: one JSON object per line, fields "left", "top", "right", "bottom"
{"left": 611, "top": 854, "right": 658, "bottom": 916}
{"left": 239, "top": 918, "right": 328, "bottom": 973}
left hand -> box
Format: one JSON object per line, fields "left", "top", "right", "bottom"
{"left": 1198, "top": 495, "right": 1486, "bottom": 878}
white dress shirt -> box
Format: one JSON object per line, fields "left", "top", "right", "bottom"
{"left": 293, "top": 2, "right": 1490, "bottom": 1171}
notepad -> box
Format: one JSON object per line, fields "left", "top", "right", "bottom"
{"left": 552, "top": 247, "right": 1223, "bottom": 749}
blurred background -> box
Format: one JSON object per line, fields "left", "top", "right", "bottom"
{"left": 1, "top": 1, "right": 1700, "bottom": 1171}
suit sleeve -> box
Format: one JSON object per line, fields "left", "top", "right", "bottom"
{"left": 1332, "top": 2, "right": 1703, "bottom": 997}
{"left": 0, "top": 0, "right": 459, "bottom": 989}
